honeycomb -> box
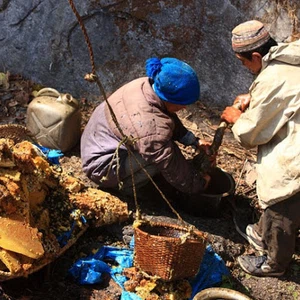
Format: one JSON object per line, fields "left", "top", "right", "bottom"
{"left": 0, "top": 138, "right": 129, "bottom": 281}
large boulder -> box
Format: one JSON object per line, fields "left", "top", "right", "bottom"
{"left": 0, "top": 0, "right": 299, "bottom": 106}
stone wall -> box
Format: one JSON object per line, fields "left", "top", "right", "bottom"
{"left": 0, "top": 0, "right": 299, "bottom": 106}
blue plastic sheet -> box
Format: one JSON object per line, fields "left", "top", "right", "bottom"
{"left": 35, "top": 144, "right": 64, "bottom": 164}
{"left": 69, "top": 239, "right": 229, "bottom": 300}
{"left": 189, "top": 244, "right": 230, "bottom": 299}
{"left": 57, "top": 214, "right": 87, "bottom": 247}
{"left": 69, "top": 244, "right": 137, "bottom": 299}
{"left": 70, "top": 258, "right": 111, "bottom": 284}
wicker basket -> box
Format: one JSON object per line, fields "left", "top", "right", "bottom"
{"left": 134, "top": 221, "right": 207, "bottom": 281}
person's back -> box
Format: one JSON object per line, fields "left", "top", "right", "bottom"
{"left": 81, "top": 57, "right": 211, "bottom": 196}
{"left": 81, "top": 76, "right": 178, "bottom": 188}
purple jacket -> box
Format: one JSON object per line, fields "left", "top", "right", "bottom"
{"left": 81, "top": 77, "right": 206, "bottom": 194}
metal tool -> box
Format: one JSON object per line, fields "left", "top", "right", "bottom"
{"left": 209, "top": 102, "right": 241, "bottom": 156}
{"left": 193, "top": 102, "right": 241, "bottom": 173}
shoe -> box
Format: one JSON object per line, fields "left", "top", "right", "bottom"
{"left": 237, "top": 255, "right": 285, "bottom": 277}
{"left": 246, "top": 224, "right": 265, "bottom": 252}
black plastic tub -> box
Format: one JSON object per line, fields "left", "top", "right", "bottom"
{"left": 181, "top": 168, "right": 235, "bottom": 217}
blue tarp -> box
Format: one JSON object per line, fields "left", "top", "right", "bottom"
{"left": 35, "top": 144, "right": 64, "bottom": 164}
{"left": 189, "top": 244, "right": 230, "bottom": 299}
{"left": 69, "top": 238, "right": 229, "bottom": 300}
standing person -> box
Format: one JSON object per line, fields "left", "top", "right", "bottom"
{"left": 81, "top": 57, "right": 212, "bottom": 198}
{"left": 221, "top": 20, "right": 300, "bottom": 276}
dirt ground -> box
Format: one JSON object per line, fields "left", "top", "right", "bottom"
{"left": 0, "top": 74, "right": 299, "bottom": 300}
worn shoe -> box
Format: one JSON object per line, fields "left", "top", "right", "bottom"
{"left": 246, "top": 224, "right": 265, "bottom": 252}
{"left": 237, "top": 255, "right": 285, "bottom": 277}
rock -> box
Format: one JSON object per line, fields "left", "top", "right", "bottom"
{"left": 0, "top": 1, "right": 299, "bottom": 107}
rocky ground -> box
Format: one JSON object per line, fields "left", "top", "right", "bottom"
{"left": 0, "top": 74, "right": 299, "bottom": 300}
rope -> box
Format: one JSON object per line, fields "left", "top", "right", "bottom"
{"left": 67, "top": 0, "right": 185, "bottom": 225}
{"left": 67, "top": 0, "right": 96, "bottom": 75}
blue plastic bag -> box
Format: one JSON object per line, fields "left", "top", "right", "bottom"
{"left": 34, "top": 144, "right": 64, "bottom": 164}
{"left": 69, "top": 240, "right": 229, "bottom": 300}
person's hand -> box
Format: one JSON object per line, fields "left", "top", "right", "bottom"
{"left": 196, "top": 139, "right": 211, "bottom": 153}
{"left": 203, "top": 174, "right": 211, "bottom": 190}
{"left": 233, "top": 93, "right": 251, "bottom": 112}
{"left": 195, "top": 139, "right": 217, "bottom": 168}
{"left": 221, "top": 106, "right": 242, "bottom": 124}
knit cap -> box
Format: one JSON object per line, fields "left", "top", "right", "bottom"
{"left": 232, "top": 20, "right": 270, "bottom": 53}
{"left": 145, "top": 57, "right": 200, "bottom": 105}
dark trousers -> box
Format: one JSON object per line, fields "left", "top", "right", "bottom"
{"left": 254, "top": 191, "right": 300, "bottom": 270}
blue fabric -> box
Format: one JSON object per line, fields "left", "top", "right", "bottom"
{"left": 69, "top": 239, "right": 229, "bottom": 300}
{"left": 145, "top": 57, "right": 200, "bottom": 105}
{"left": 179, "top": 130, "right": 198, "bottom": 146}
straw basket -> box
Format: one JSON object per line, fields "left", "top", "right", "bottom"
{"left": 134, "top": 221, "right": 207, "bottom": 281}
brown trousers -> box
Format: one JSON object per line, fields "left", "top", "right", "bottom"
{"left": 254, "top": 191, "right": 300, "bottom": 270}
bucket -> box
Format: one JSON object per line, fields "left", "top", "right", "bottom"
{"left": 26, "top": 88, "right": 81, "bottom": 152}
{"left": 134, "top": 221, "right": 207, "bottom": 281}
{"left": 183, "top": 168, "right": 235, "bottom": 217}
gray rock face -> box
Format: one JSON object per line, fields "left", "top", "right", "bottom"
{"left": 0, "top": 0, "right": 299, "bottom": 106}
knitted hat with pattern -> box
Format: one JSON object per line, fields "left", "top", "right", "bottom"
{"left": 232, "top": 20, "right": 270, "bottom": 53}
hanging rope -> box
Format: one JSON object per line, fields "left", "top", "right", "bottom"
{"left": 67, "top": 0, "right": 185, "bottom": 224}
{"left": 67, "top": 0, "right": 126, "bottom": 139}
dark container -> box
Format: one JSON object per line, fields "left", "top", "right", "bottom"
{"left": 183, "top": 168, "right": 235, "bottom": 217}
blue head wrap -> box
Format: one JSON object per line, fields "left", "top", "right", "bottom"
{"left": 145, "top": 57, "right": 200, "bottom": 105}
